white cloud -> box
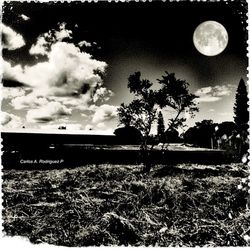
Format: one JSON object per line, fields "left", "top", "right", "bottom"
{"left": 196, "top": 86, "right": 212, "bottom": 95}
{"left": 20, "top": 14, "right": 30, "bottom": 21}
{"left": 29, "top": 36, "right": 49, "bottom": 55}
{"left": 78, "top": 40, "right": 92, "bottom": 48}
{"left": 55, "top": 23, "right": 72, "bottom": 41}
{"left": 29, "top": 22, "right": 72, "bottom": 56}
{"left": 196, "top": 96, "right": 221, "bottom": 103}
{"left": 93, "top": 86, "right": 114, "bottom": 103}
{"left": 6, "top": 42, "right": 107, "bottom": 98}
{"left": 1, "top": 112, "right": 11, "bottom": 125}
{"left": 65, "top": 124, "right": 83, "bottom": 130}
{"left": 92, "top": 104, "right": 118, "bottom": 124}
{"left": 81, "top": 113, "right": 87, "bottom": 117}
{"left": 26, "top": 102, "right": 72, "bottom": 123}
{"left": 1, "top": 112, "right": 22, "bottom": 128}
{"left": 213, "top": 85, "right": 232, "bottom": 97}
{"left": 84, "top": 124, "right": 114, "bottom": 135}
{"left": 2, "top": 23, "right": 25, "bottom": 50}
{"left": 96, "top": 122, "right": 105, "bottom": 129}
{"left": 195, "top": 84, "right": 234, "bottom": 103}
{"left": 11, "top": 93, "right": 49, "bottom": 110}
{"left": 4, "top": 40, "right": 110, "bottom": 112}
{"left": 3, "top": 23, "right": 114, "bottom": 126}
{"left": 49, "top": 94, "right": 94, "bottom": 111}
{"left": 2, "top": 87, "right": 26, "bottom": 99}
{"left": 3, "top": 60, "right": 25, "bottom": 82}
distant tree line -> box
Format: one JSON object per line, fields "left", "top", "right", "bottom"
{"left": 183, "top": 120, "right": 236, "bottom": 148}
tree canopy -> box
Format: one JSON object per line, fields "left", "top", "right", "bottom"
{"left": 114, "top": 126, "right": 142, "bottom": 144}
{"left": 118, "top": 71, "right": 198, "bottom": 145}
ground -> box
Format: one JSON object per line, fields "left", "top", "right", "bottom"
{"left": 2, "top": 163, "right": 250, "bottom": 247}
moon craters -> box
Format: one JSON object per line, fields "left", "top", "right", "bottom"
{"left": 193, "top": 21, "right": 228, "bottom": 56}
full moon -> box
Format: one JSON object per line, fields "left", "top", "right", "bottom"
{"left": 193, "top": 21, "right": 228, "bottom": 56}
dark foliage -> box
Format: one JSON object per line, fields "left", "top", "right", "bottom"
{"left": 183, "top": 119, "right": 248, "bottom": 159}
{"left": 234, "top": 79, "right": 249, "bottom": 131}
{"left": 216, "top": 122, "right": 237, "bottom": 137}
{"left": 114, "top": 126, "right": 142, "bottom": 144}
{"left": 183, "top": 120, "right": 238, "bottom": 149}
{"left": 165, "top": 128, "right": 181, "bottom": 143}
{"left": 183, "top": 120, "right": 215, "bottom": 148}
{"left": 157, "top": 111, "right": 165, "bottom": 142}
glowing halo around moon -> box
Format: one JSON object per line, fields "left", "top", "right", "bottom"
{"left": 193, "top": 21, "right": 228, "bottom": 56}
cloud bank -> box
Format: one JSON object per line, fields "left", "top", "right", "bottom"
{"left": 9, "top": 42, "right": 107, "bottom": 97}
{"left": 2, "top": 23, "right": 115, "bottom": 127}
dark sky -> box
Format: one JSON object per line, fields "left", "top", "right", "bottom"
{"left": 2, "top": 1, "right": 248, "bottom": 133}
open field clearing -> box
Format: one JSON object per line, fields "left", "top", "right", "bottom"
{"left": 2, "top": 144, "right": 227, "bottom": 169}
{"left": 2, "top": 163, "right": 250, "bottom": 247}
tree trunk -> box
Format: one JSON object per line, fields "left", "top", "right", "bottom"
{"left": 140, "top": 134, "right": 152, "bottom": 173}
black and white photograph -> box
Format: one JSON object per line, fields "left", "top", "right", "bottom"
{"left": 1, "top": 0, "right": 250, "bottom": 247}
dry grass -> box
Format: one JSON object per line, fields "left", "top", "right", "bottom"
{"left": 2, "top": 163, "right": 250, "bottom": 246}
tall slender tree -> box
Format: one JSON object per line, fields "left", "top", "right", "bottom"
{"left": 234, "top": 78, "right": 249, "bottom": 131}
{"left": 157, "top": 111, "right": 165, "bottom": 141}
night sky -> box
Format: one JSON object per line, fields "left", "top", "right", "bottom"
{"left": 1, "top": 1, "right": 248, "bottom": 134}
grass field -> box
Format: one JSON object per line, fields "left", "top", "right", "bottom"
{"left": 2, "top": 163, "right": 250, "bottom": 247}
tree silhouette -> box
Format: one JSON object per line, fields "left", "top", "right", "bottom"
{"left": 165, "top": 128, "right": 180, "bottom": 143}
{"left": 183, "top": 120, "right": 238, "bottom": 149}
{"left": 114, "top": 126, "right": 142, "bottom": 144}
{"left": 118, "top": 71, "right": 198, "bottom": 172}
{"left": 157, "top": 72, "right": 198, "bottom": 132}
{"left": 118, "top": 72, "right": 158, "bottom": 142}
{"left": 234, "top": 78, "right": 249, "bottom": 131}
{"left": 183, "top": 120, "right": 215, "bottom": 148}
{"left": 157, "top": 111, "right": 165, "bottom": 142}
